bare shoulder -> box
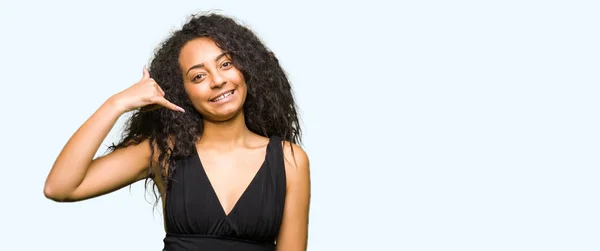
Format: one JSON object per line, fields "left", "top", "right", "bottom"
{"left": 281, "top": 141, "right": 309, "bottom": 168}
{"left": 275, "top": 140, "right": 310, "bottom": 250}
{"left": 280, "top": 140, "right": 310, "bottom": 187}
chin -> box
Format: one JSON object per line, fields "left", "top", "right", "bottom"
{"left": 204, "top": 104, "right": 244, "bottom": 122}
{"left": 208, "top": 111, "right": 242, "bottom": 122}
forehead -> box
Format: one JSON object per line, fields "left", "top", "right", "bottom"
{"left": 179, "top": 37, "right": 226, "bottom": 67}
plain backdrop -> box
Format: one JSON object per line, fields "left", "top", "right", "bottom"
{"left": 1, "top": 0, "right": 599, "bottom": 250}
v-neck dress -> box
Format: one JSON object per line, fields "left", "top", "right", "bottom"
{"left": 162, "top": 136, "right": 286, "bottom": 251}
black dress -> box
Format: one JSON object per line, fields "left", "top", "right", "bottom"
{"left": 162, "top": 136, "right": 286, "bottom": 251}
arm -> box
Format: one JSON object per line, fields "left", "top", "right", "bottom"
{"left": 276, "top": 142, "right": 311, "bottom": 251}
{"left": 43, "top": 97, "right": 151, "bottom": 202}
{"left": 44, "top": 67, "right": 183, "bottom": 202}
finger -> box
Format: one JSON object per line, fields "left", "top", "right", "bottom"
{"left": 139, "top": 104, "right": 161, "bottom": 112}
{"left": 155, "top": 97, "right": 185, "bottom": 113}
{"left": 142, "top": 65, "right": 150, "bottom": 80}
{"left": 150, "top": 79, "right": 166, "bottom": 96}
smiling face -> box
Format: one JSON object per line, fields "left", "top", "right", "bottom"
{"left": 179, "top": 37, "right": 247, "bottom": 122}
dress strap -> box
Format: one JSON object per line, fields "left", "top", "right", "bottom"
{"left": 265, "top": 135, "right": 286, "bottom": 227}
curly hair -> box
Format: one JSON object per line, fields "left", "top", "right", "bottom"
{"left": 108, "top": 12, "right": 302, "bottom": 204}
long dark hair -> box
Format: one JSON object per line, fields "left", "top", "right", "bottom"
{"left": 108, "top": 12, "right": 302, "bottom": 204}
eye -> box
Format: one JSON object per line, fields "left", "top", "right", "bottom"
{"left": 221, "top": 61, "right": 233, "bottom": 68}
{"left": 192, "top": 73, "right": 206, "bottom": 82}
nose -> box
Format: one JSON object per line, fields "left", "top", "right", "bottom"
{"left": 210, "top": 72, "right": 227, "bottom": 89}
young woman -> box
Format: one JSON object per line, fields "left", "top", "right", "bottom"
{"left": 44, "top": 12, "right": 310, "bottom": 251}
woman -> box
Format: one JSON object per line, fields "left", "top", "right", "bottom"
{"left": 43, "top": 12, "right": 310, "bottom": 251}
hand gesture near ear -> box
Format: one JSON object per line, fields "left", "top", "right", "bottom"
{"left": 112, "top": 66, "right": 185, "bottom": 114}
{"left": 44, "top": 65, "right": 185, "bottom": 203}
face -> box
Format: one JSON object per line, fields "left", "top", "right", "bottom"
{"left": 179, "top": 37, "right": 247, "bottom": 122}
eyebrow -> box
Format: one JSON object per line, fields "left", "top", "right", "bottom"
{"left": 186, "top": 52, "right": 229, "bottom": 74}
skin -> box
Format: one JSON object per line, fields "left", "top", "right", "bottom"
{"left": 44, "top": 37, "right": 310, "bottom": 250}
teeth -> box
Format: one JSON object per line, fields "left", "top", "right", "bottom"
{"left": 213, "top": 91, "right": 233, "bottom": 102}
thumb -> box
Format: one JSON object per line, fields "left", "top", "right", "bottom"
{"left": 142, "top": 65, "right": 150, "bottom": 80}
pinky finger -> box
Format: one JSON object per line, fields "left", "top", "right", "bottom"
{"left": 157, "top": 97, "right": 185, "bottom": 113}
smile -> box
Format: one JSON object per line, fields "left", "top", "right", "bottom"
{"left": 210, "top": 90, "right": 235, "bottom": 103}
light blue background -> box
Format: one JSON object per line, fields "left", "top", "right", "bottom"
{"left": 1, "top": 0, "right": 598, "bottom": 250}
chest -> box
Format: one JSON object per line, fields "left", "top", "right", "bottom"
{"left": 197, "top": 148, "right": 267, "bottom": 209}
{"left": 163, "top": 142, "right": 287, "bottom": 242}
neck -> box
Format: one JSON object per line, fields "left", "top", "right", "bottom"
{"left": 199, "top": 111, "right": 252, "bottom": 148}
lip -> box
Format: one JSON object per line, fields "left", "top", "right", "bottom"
{"left": 209, "top": 89, "right": 236, "bottom": 103}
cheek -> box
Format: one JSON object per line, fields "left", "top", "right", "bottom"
{"left": 227, "top": 68, "right": 245, "bottom": 83}
{"left": 184, "top": 84, "right": 210, "bottom": 104}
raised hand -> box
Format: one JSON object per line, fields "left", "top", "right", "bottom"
{"left": 112, "top": 66, "right": 185, "bottom": 113}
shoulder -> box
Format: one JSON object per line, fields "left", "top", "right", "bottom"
{"left": 279, "top": 140, "right": 310, "bottom": 190}
{"left": 273, "top": 140, "right": 311, "bottom": 249}
{"left": 280, "top": 140, "right": 309, "bottom": 168}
